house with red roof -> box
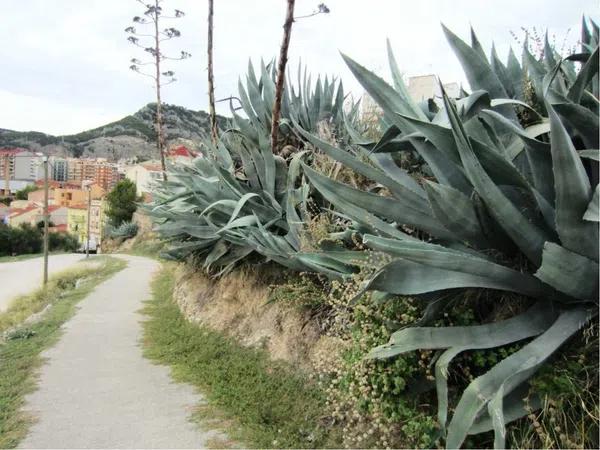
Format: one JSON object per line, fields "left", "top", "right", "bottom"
{"left": 166, "top": 145, "right": 198, "bottom": 160}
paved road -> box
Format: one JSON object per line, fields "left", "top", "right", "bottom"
{"left": 19, "top": 255, "right": 218, "bottom": 449}
{"left": 0, "top": 254, "right": 86, "bottom": 312}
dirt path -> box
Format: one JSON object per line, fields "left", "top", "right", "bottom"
{"left": 18, "top": 255, "right": 219, "bottom": 449}
{"left": 0, "top": 254, "right": 85, "bottom": 312}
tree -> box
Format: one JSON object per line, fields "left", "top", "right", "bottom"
{"left": 15, "top": 184, "right": 38, "bottom": 200}
{"left": 106, "top": 179, "right": 138, "bottom": 226}
{"left": 207, "top": 0, "right": 218, "bottom": 144}
{"left": 126, "top": 0, "right": 191, "bottom": 179}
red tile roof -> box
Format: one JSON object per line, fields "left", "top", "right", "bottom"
{"left": 50, "top": 224, "right": 68, "bottom": 232}
{"left": 167, "top": 145, "right": 197, "bottom": 158}
{"left": 8, "top": 205, "right": 37, "bottom": 217}
{"left": 47, "top": 205, "right": 65, "bottom": 213}
{"left": 0, "top": 147, "right": 29, "bottom": 156}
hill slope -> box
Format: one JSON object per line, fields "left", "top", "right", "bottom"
{"left": 0, "top": 104, "right": 229, "bottom": 161}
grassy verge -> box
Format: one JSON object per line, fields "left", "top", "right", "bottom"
{"left": 142, "top": 264, "right": 340, "bottom": 448}
{"left": 0, "top": 256, "right": 127, "bottom": 448}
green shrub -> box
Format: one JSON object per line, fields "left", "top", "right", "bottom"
{"left": 107, "top": 221, "right": 139, "bottom": 239}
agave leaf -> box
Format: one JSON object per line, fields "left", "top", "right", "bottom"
{"left": 393, "top": 113, "right": 460, "bottom": 162}
{"left": 303, "top": 164, "right": 453, "bottom": 239}
{"left": 423, "top": 181, "right": 488, "bottom": 247}
{"left": 506, "top": 47, "right": 524, "bottom": 100}
{"left": 386, "top": 39, "right": 428, "bottom": 120}
{"left": 369, "top": 301, "right": 556, "bottom": 436}
{"left": 568, "top": 45, "right": 599, "bottom": 103}
{"left": 442, "top": 87, "right": 550, "bottom": 265}
{"left": 362, "top": 235, "right": 550, "bottom": 298}
{"left": 341, "top": 53, "right": 424, "bottom": 120}
{"left": 583, "top": 185, "right": 599, "bottom": 221}
{"left": 470, "top": 384, "right": 541, "bottom": 437}
{"left": 579, "top": 149, "right": 600, "bottom": 161}
{"left": 490, "top": 98, "right": 543, "bottom": 120}
{"left": 409, "top": 138, "right": 473, "bottom": 195}
{"left": 553, "top": 102, "right": 599, "bottom": 149}
{"left": 203, "top": 239, "right": 230, "bottom": 270}
{"left": 548, "top": 104, "right": 598, "bottom": 261}
{"left": 535, "top": 242, "right": 599, "bottom": 299}
{"left": 298, "top": 126, "right": 427, "bottom": 201}
{"left": 367, "top": 152, "right": 425, "bottom": 197}
{"left": 446, "top": 307, "right": 593, "bottom": 449}
{"left": 442, "top": 24, "right": 516, "bottom": 121}
{"left": 491, "top": 45, "right": 514, "bottom": 98}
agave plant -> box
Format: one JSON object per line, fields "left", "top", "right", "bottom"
{"left": 145, "top": 60, "right": 363, "bottom": 275}
{"left": 231, "top": 60, "right": 359, "bottom": 147}
{"left": 297, "top": 20, "right": 599, "bottom": 448}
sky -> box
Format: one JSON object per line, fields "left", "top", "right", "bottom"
{"left": 0, "top": 0, "right": 596, "bottom": 135}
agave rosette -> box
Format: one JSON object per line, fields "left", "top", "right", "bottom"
{"left": 298, "top": 19, "right": 599, "bottom": 448}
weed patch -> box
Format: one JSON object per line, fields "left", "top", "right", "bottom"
{"left": 142, "top": 265, "right": 342, "bottom": 448}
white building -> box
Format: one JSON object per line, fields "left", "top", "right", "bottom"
{"left": 0, "top": 148, "right": 44, "bottom": 183}
{"left": 407, "top": 75, "right": 460, "bottom": 103}
{"left": 125, "top": 161, "right": 163, "bottom": 196}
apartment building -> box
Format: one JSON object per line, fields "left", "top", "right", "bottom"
{"left": 65, "top": 201, "right": 102, "bottom": 242}
{"left": 51, "top": 157, "right": 69, "bottom": 181}
{"left": 66, "top": 158, "right": 120, "bottom": 190}
{"left": 0, "top": 147, "right": 44, "bottom": 187}
{"left": 54, "top": 184, "right": 104, "bottom": 208}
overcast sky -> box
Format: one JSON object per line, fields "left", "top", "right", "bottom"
{"left": 0, "top": 0, "right": 596, "bottom": 135}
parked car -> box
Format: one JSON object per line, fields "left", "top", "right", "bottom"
{"left": 78, "top": 238, "right": 98, "bottom": 254}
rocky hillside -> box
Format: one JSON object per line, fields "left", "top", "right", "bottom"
{"left": 0, "top": 104, "right": 229, "bottom": 161}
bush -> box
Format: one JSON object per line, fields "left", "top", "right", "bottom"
{"left": 0, "top": 223, "right": 78, "bottom": 256}
{"left": 48, "top": 232, "right": 79, "bottom": 252}
{"left": 107, "top": 221, "right": 139, "bottom": 239}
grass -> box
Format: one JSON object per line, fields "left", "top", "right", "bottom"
{"left": 0, "top": 256, "right": 127, "bottom": 448}
{"left": 142, "top": 264, "right": 341, "bottom": 449}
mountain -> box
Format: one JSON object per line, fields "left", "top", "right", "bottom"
{"left": 0, "top": 103, "right": 229, "bottom": 161}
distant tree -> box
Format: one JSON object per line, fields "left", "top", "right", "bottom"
{"left": 15, "top": 184, "right": 38, "bottom": 200}
{"left": 106, "top": 179, "right": 138, "bottom": 226}
{"left": 126, "top": 0, "right": 191, "bottom": 179}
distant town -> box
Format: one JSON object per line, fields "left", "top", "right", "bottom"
{"left": 0, "top": 145, "right": 197, "bottom": 248}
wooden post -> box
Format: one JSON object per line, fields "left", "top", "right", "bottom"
{"left": 207, "top": 0, "right": 218, "bottom": 144}
{"left": 270, "top": 0, "right": 296, "bottom": 154}
{"left": 43, "top": 156, "right": 49, "bottom": 285}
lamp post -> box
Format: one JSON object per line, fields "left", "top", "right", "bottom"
{"left": 43, "top": 155, "right": 49, "bottom": 284}
{"left": 84, "top": 181, "right": 92, "bottom": 258}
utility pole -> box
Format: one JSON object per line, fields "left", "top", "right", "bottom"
{"left": 43, "top": 155, "right": 49, "bottom": 285}
{"left": 86, "top": 184, "right": 91, "bottom": 258}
